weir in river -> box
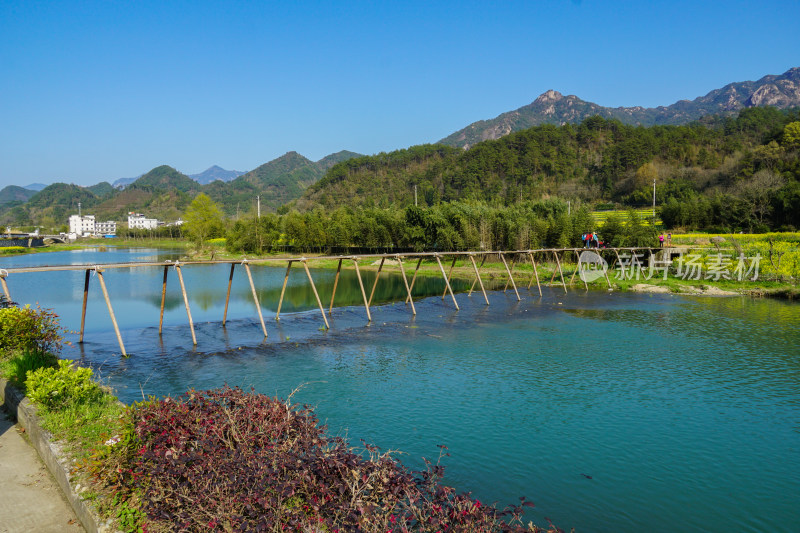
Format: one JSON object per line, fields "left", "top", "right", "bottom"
{"left": 0, "top": 247, "right": 671, "bottom": 356}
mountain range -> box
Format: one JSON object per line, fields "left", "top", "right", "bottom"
{"left": 439, "top": 67, "right": 800, "bottom": 148}
{"left": 0, "top": 151, "right": 363, "bottom": 226}
{"left": 112, "top": 165, "right": 246, "bottom": 189}
{"left": 1, "top": 67, "right": 798, "bottom": 227}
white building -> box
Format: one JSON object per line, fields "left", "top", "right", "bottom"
{"left": 69, "top": 214, "right": 96, "bottom": 237}
{"left": 128, "top": 212, "right": 159, "bottom": 230}
{"left": 68, "top": 215, "right": 117, "bottom": 236}
{"left": 95, "top": 220, "right": 117, "bottom": 235}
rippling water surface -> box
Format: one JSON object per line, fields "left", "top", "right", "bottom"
{"left": 3, "top": 248, "right": 799, "bottom": 532}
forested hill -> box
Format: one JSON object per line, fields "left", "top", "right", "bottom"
{"left": 0, "top": 151, "right": 363, "bottom": 226}
{"left": 440, "top": 67, "right": 800, "bottom": 148}
{"left": 299, "top": 107, "right": 800, "bottom": 229}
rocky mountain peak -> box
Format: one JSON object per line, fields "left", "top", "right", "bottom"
{"left": 534, "top": 90, "right": 563, "bottom": 104}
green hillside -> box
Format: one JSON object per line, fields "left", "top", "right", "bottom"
{"left": 132, "top": 165, "right": 200, "bottom": 193}
{"left": 303, "top": 108, "right": 796, "bottom": 211}
{"left": 206, "top": 152, "right": 324, "bottom": 215}
{"left": 0, "top": 185, "right": 37, "bottom": 206}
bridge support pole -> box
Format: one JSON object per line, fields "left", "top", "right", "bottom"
{"left": 469, "top": 254, "right": 489, "bottom": 305}
{"left": 302, "top": 260, "right": 329, "bottom": 330}
{"left": 175, "top": 265, "right": 197, "bottom": 346}
{"left": 569, "top": 254, "right": 579, "bottom": 286}
{"left": 159, "top": 265, "right": 168, "bottom": 335}
{"left": 469, "top": 253, "right": 488, "bottom": 295}
{"left": 244, "top": 262, "right": 268, "bottom": 338}
{"left": 328, "top": 258, "right": 343, "bottom": 314}
{"left": 222, "top": 263, "right": 235, "bottom": 326}
{"left": 441, "top": 257, "right": 457, "bottom": 300}
{"left": 405, "top": 258, "right": 422, "bottom": 304}
{"left": 368, "top": 257, "right": 385, "bottom": 307}
{"left": 79, "top": 269, "right": 90, "bottom": 343}
{"left": 276, "top": 260, "right": 294, "bottom": 320}
{"left": 95, "top": 269, "right": 126, "bottom": 356}
{"left": 395, "top": 255, "right": 416, "bottom": 315}
{"left": 436, "top": 254, "right": 459, "bottom": 310}
{"left": 602, "top": 251, "right": 612, "bottom": 288}
{"left": 0, "top": 272, "right": 10, "bottom": 302}
{"left": 553, "top": 251, "right": 567, "bottom": 293}
{"left": 500, "top": 253, "right": 521, "bottom": 301}
{"left": 527, "top": 252, "right": 542, "bottom": 296}
{"left": 549, "top": 250, "right": 559, "bottom": 286}
{"left": 613, "top": 249, "right": 625, "bottom": 279}
{"left": 352, "top": 258, "right": 372, "bottom": 323}
{"left": 633, "top": 249, "right": 646, "bottom": 279}
{"left": 503, "top": 257, "right": 516, "bottom": 293}
{"left": 570, "top": 251, "right": 588, "bottom": 290}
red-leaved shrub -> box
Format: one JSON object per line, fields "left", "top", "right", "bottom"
{"left": 122, "top": 386, "right": 556, "bottom": 532}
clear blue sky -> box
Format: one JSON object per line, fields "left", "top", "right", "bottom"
{"left": 1, "top": 0, "right": 798, "bottom": 188}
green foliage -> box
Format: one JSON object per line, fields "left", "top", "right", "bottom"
{"left": 26, "top": 359, "right": 102, "bottom": 410}
{"left": 297, "top": 108, "right": 800, "bottom": 228}
{"left": 0, "top": 305, "right": 66, "bottom": 353}
{"left": 112, "top": 494, "right": 145, "bottom": 533}
{"left": 226, "top": 200, "right": 581, "bottom": 253}
{"left": 182, "top": 193, "right": 225, "bottom": 247}
{"left": 618, "top": 209, "right": 658, "bottom": 247}
{"left": 0, "top": 349, "right": 58, "bottom": 386}
{"left": 783, "top": 121, "right": 800, "bottom": 149}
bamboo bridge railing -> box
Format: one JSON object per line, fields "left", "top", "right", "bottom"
{"left": 0, "top": 247, "right": 667, "bottom": 356}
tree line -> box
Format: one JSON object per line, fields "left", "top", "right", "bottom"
{"left": 183, "top": 193, "right": 659, "bottom": 254}
{"left": 298, "top": 108, "right": 800, "bottom": 232}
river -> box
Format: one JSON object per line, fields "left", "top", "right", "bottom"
{"left": 2, "top": 247, "right": 799, "bottom": 532}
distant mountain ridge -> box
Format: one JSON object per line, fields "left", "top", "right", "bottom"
{"left": 188, "top": 165, "right": 245, "bottom": 185}
{"left": 113, "top": 165, "right": 245, "bottom": 188}
{"left": 440, "top": 67, "right": 800, "bottom": 148}
{"left": 0, "top": 185, "right": 38, "bottom": 205}
{"left": 0, "top": 150, "right": 362, "bottom": 225}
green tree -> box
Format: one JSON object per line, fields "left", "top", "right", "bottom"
{"left": 782, "top": 121, "right": 800, "bottom": 149}
{"left": 183, "top": 193, "right": 225, "bottom": 248}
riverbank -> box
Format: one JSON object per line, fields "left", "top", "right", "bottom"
{"left": 8, "top": 240, "right": 797, "bottom": 300}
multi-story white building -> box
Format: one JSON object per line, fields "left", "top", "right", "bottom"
{"left": 128, "top": 212, "right": 159, "bottom": 230}
{"left": 69, "top": 214, "right": 96, "bottom": 237}
{"left": 68, "top": 214, "right": 117, "bottom": 236}
{"left": 95, "top": 220, "right": 117, "bottom": 235}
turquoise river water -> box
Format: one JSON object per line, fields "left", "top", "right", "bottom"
{"left": 2, "top": 247, "right": 799, "bottom": 532}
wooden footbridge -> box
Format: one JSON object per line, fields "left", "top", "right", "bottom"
{"left": 0, "top": 247, "right": 670, "bottom": 356}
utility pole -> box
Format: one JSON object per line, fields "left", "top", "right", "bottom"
{"left": 568, "top": 200, "right": 571, "bottom": 216}
{"left": 78, "top": 202, "right": 81, "bottom": 217}
{"left": 257, "top": 196, "right": 261, "bottom": 219}
{"left": 652, "top": 179, "right": 656, "bottom": 218}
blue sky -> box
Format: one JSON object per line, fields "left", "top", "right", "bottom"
{"left": 1, "top": 0, "right": 798, "bottom": 188}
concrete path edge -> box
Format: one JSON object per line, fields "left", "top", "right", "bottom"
{"left": 1, "top": 377, "right": 107, "bottom": 533}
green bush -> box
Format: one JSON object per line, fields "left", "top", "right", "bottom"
{"left": 0, "top": 349, "right": 58, "bottom": 386}
{"left": 0, "top": 305, "right": 66, "bottom": 354}
{"left": 26, "top": 359, "right": 102, "bottom": 410}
